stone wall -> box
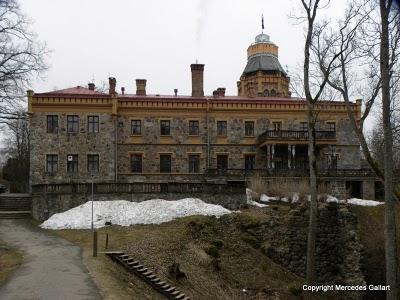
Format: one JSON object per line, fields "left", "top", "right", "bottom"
{"left": 329, "top": 180, "right": 347, "bottom": 199}
{"left": 32, "top": 187, "right": 246, "bottom": 221}
{"left": 260, "top": 203, "right": 365, "bottom": 299}
{"left": 29, "top": 112, "right": 116, "bottom": 185}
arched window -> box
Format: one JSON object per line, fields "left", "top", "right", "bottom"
{"left": 270, "top": 89, "right": 276, "bottom": 96}
{"left": 263, "top": 89, "right": 269, "bottom": 96}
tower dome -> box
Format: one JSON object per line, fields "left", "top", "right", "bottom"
{"left": 237, "top": 29, "right": 290, "bottom": 98}
{"left": 255, "top": 33, "right": 271, "bottom": 44}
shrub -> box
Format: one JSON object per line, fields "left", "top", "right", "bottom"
{"left": 186, "top": 217, "right": 218, "bottom": 239}
{"left": 211, "top": 258, "right": 221, "bottom": 271}
{"left": 210, "top": 239, "right": 224, "bottom": 249}
{"left": 205, "top": 245, "right": 220, "bottom": 258}
{"left": 247, "top": 174, "right": 266, "bottom": 195}
{"left": 238, "top": 214, "right": 261, "bottom": 230}
{"left": 241, "top": 233, "right": 262, "bottom": 249}
{"left": 288, "top": 285, "right": 303, "bottom": 296}
{"left": 248, "top": 177, "right": 335, "bottom": 203}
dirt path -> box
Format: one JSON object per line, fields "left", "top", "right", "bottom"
{"left": 0, "top": 220, "right": 101, "bottom": 300}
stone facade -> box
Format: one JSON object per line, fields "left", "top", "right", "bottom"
{"left": 29, "top": 111, "right": 116, "bottom": 185}
{"left": 28, "top": 90, "right": 362, "bottom": 185}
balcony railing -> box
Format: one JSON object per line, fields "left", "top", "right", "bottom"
{"left": 258, "top": 130, "right": 336, "bottom": 144}
{"left": 206, "top": 168, "right": 377, "bottom": 178}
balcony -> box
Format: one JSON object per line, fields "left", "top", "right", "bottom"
{"left": 258, "top": 130, "right": 336, "bottom": 146}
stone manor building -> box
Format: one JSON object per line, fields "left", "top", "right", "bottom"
{"left": 28, "top": 30, "right": 376, "bottom": 199}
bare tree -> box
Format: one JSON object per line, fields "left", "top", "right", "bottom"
{"left": 1, "top": 113, "right": 29, "bottom": 192}
{"left": 296, "top": 0, "right": 343, "bottom": 287}
{"left": 312, "top": 0, "right": 399, "bottom": 297}
{"left": 380, "top": 0, "right": 398, "bottom": 298}
{"left": 0, "top": 0, "right": 48, "bottom": 124}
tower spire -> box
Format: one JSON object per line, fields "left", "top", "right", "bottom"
{"left": 261, "top": 14, "right": 264, "bottom": 33}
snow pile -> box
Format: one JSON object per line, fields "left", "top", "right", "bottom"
{"left": 260, "top": 194, "right": 278, "bottom": 203}
{"left": 326, "top": 195, "right": 342, "bottom": 203}
{"left": 326, "top": 195, "right": 383, "bottom": 206}
{"left": 257, "top": 192, "right": 384, "bottom": 207}
{"left": 41, "top": 198, "right": 232, "bottom": 230}
{"left": 246, "top": 189, "right": 268, "bottom": 207}
{"left": 347, "top": 198, "right": 384, "bottom": 206}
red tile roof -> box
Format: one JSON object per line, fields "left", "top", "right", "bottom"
{"left": 33, "top": 87, "right": 355, "bottom": 106}
{"left": 36, "top": 86, "right": 106, "bottom": 96}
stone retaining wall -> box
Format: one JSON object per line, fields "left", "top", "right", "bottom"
{"left": 260, "top": 202, "right": 365, "bottom": 299}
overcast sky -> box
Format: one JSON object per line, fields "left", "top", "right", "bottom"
{"left": 22, "top": 0, "right": 348, "bottom": 96}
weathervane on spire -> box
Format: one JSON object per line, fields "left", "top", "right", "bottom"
{"left": 262, "top": 14, "right": 264, "bottom": 33}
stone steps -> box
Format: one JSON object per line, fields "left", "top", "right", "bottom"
{"left": 106, "top": 251, "right": 189, "bottom": 300}
{"left": 0, "top": 211, "right": 32, "bottom": 219}
{"left": 0, "top": 194, "right": 32, "bottom": 215}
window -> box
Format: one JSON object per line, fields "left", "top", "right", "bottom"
{"left": 87, "top": 116, "right": 99, "bottom": 133}
{"left": 217, "top": 154, "right": 228, "bottom": 170}
{"left": 263, "top": 89, "right": 269, "bottom": 97}
{"left": 160, "top": 120, "right": 170, "bottom": 135}
{"left": 327, "top": 122, "right": 336, "bottom": 132}
{"left": 245, "top": 155, "right": 256, "bottom": 170}
{"left": 300, "top": 122, "right": 308, "bottom": 131}
{"left": 131, "top": 154, "right": 143, "bottom": 173}
{"left": 273, "top": 122, "right": 282, "bottom": 131}
{"left": 47, "top": 115, "right": 58, "bottom": 133}
{"left": 67, "top": 115, "right": 79, "bottom": 133}
{"left": 131, "top": 120, "right": 141, "bottom": 135}
{"left": 188, "top": 155, "right": 200, "bottom": 173}
{"left": 160, "top": 154, "right": 171, "bottom": 173}
{"left": 46, "top": 154, "right": 58, "bottom": 173}
{"left": 245, "top": 121, "right": 255, "bottom": 136}
{"left": 87, "top": 154, "right": 99, "bottom": 173}
{"left": 189, "top": 120, "right": 199, "bottom": 136}
{"left": 67, "top": 154, "right": 78, "bottom": 173}
{"left": 217, "top": 121, "right": 227, "bottom": 136}
{"left": 270, "top": 89, "right": 277, "bottom": 96}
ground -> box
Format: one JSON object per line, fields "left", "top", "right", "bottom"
{"left": 1, "top": 202, "right": 399, "bottom": 300}
{"left": 0, "top": 239, "right": 22, "bottom": 284}
{"left": 0, "top": 219, "right": 101, "bottom": 300}
{"left": 50, "top": 206, "right": 331, "bottom": 300}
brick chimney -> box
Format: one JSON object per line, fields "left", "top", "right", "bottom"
{"left": 108, "top": 77, "right": 116, "bottom": 95}
{"left": 217, "top": 87, "right": 226, "bottom": 97}
{"left": 191, "top": 63, "right": 204, "bottom": 97}
{"left": 136, "top": 79, "right": 147, "bottom": 96}
{"left": 88, "top": 83, "right": 95, "bottom": 91}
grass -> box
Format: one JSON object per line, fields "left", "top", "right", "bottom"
{"left": 0, "top": 239, "right": 23, "bottom": 284}
{"left": 47, "top": 211, "right": 318, "bottom": 300}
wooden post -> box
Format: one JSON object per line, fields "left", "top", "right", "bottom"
{"left": 93, "top": 231, "right": 98, "bottom": 257}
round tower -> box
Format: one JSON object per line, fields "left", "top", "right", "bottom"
{"left": 237, "top": 31, "right": 290, "bottom": 98}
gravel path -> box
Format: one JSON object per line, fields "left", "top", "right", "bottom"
{"left": 0, "top": 219, "right": 101, "bottom": 300}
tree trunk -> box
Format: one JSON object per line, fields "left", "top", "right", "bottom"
{"left": 306, "top": 103, "right": 318, "bottom": 286}
{"left": 380, "top": 0, "right": 398, "bottom": 299}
